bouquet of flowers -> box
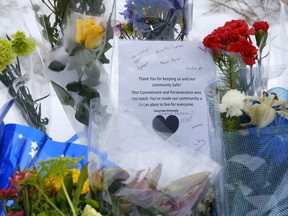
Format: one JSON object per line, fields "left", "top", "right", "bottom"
{"left": 204, "top": 19, "right": 288, "bottom": 215}
{"left": 88, "top": 164, "right": 212, "bottom": 216}
{"left": 87, "top": 95, "right": 221, "bottom": 216}
{"left": 0, "top": 31, "right": 49, "bottom": 132}
{"left": 117, "top": 0, "right": 193, "bottom": 40}
{"left": 31, "top": 0, "right": 115, "bottom": 134}
{"left": 0, "top": 157, "right": 95, "bottom": 216}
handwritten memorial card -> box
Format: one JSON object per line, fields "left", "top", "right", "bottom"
{"left": 118, "top": 40, "right": 216, "bottom": 155}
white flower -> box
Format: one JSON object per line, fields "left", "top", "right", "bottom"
{"left": 81, "top": 205, "right": 103, "bottom": 216}
{"left": 220, "top": 89, "right": 246, "bottom": 117}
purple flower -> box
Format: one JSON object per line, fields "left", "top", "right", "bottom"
{"left": 120, "top": 0, "right": 178, "bottom": 23}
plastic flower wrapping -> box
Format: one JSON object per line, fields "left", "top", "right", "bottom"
{"left": 116, "top": 0, "right": 193, "bottom": 40}
{"left": 31, "top": 0, "right": 116, "bottom": 135}
{"left": 0, "top": 29, "right": 50, "bottom": 132}
{"left": 204, "top": 18, "right": 288, "bottom": 215}
{"left": 88, "top": 97, "right": 220, "bottom": 215}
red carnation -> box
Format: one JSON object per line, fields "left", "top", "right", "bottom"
{"left": 224, "top": 19, "right": 255, "bottom": 37}
{"left": 253, "top": 21, "right": 269, "bottom": 33}
{"left": 227, "top": 37, "right": 258, "bottom": 66}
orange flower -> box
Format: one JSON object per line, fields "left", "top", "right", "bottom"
{"left": 76, "top": 18, "right": 105, "bottom": 49}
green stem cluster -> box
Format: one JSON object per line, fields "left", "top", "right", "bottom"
{"left": 0, "top": 58, "right": 49, "bottom": 132}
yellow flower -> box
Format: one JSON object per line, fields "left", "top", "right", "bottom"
{"left": 45, "top": 175, "right": 62, "bottom": 192}
{"left": 71, "top": 168, "right": 90, "bottom": 194}
{"left": 45, "top": 169, "right": 89, "bottom": 194}
{"left": 0, "top": 39, "right": 15, "bottom": 71}
{"left": 76, "top": 18, "right": 105, "bottom": 49}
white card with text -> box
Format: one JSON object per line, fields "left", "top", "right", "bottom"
{"left": 118, "top": 40, "right": 216, "bottom": 156}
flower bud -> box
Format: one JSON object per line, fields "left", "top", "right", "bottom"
{"left": 252, "top": 21, "right": 269, "bottom": 50}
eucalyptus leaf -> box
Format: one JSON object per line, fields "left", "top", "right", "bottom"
{"left": 48, "top": 60, "right": 66, "bottom": 72}
{"left": 75, "top": 102, "right": 89, "bottom": 126}
{"left": 79, "top": 85, "right": 100, "bottom": 100}
{"left": 51, "top": 81, "right": 75, "bottom": 107}
{"left": 66, "top": 81, "right": 82, "bottom": 92}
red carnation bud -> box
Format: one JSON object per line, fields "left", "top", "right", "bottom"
{"left": 253, "top": 21, "right": 269, "bottom": 50}
{"left": 252, "top": 21, "right": 269, "bottom": 33}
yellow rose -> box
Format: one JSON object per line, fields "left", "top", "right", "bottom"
{"left": 76, "top": 18, "right": 105, "bottom": 49}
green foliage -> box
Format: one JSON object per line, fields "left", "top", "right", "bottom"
{"left": 70, "top": 0, "right": 105, "bottom": 16}
{"left": 75, "top": 102, "right": 90, "bottom": 126}
{"left": 36, "top": 157, "right": 81, "bottom": 178}
{"left": 221, "top": 113, "right": 241, "bottom": 131}
{"left": 34, "top": 0, "right": 71, "bottom": 48}
{"left": 215, "top": 52, "right": 244, "bottom": 91}
{"left": 51, "top": 81, "right": 75, "bottom": 107}
{"left": 12, "top": 157, "right": 88, "bottom": 215}
{"left": 48, "top": 60, "right": 66, "bottom": 72}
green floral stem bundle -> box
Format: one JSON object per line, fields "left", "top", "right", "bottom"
{"left": 0, "top": 32, "right": 49, "bottom": 131}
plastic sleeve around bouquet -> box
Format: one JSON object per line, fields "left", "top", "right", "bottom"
{"left": 39, "top": 0, "right": 116, "bottom": 135}
{"left": 206, "top": 82, "right": 288, "bottom": 216}
{"left": 87, "top": 97, "right": 220, "bottom": 216}
{"left": 118, "top": 0, "right": 193, "bottom": 41}
{"left": 0, "top": 27, "right": 50, "bottom": 132}
{"left": 267, "top": 1, "right": 288, "bottom": 89}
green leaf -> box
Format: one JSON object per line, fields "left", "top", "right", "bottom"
{"left": 72, "top": 163, "right": 89, "bottom": 208}
{"left": 79, "top": 85, "right": 100, "bottom": 100}
{"left": 75, "top": 102, "right": 89, "bottom": 126}
{"left": 98, "top": 1, "right": 115, "bottom": 64}
{"left": 48, "top": 60, "right": 66, "bottom": 72}
{"left": 99, "top": 52, "right": 110, "bottom": 64}
{"left": 66, "top": 81, "right": 82, "bottom": 92}
{"left": 51, "top": 81, "right": 75, "bottom": 107}
{"left": 84, "top": 198, "right": 100, "bottom": 209}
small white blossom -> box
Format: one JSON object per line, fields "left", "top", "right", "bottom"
{"left": 220, "top": 89, "right": 246, "bottom": 117}
{"left": 81, "top": 205, "right": 103, "bottom": 216}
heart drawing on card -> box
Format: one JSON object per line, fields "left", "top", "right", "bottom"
{"left": 152, "top": 115, "right": 179, "bottom": 139}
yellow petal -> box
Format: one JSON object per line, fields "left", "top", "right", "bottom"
{"left": 75, "top": 18, "right": 105, "bottom": 49}
{"left": 76, "top": 19, "right": 85, "bottom": 43}
{"left": 85, "top": 29, "right": 104, "bottom": 49}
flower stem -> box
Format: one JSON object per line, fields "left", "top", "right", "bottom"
{"left": 61, "top": 180, "right": 77, "bottom": 216}
{"left": 36, "top": 186, "right": 66, "bottom": 216}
